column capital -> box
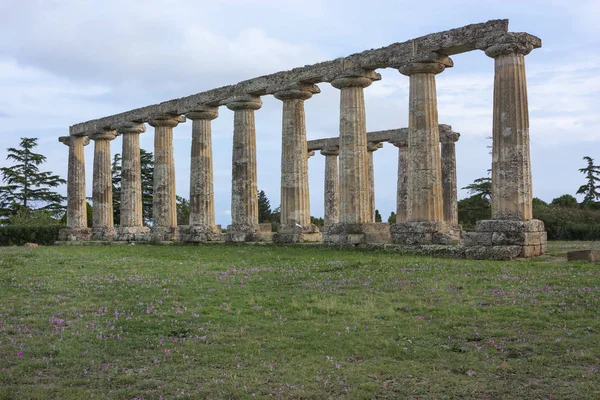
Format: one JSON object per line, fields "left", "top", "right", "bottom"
{"left": 307, "top": 151, "right": 316, "bottom": 159}
{"left": 226, "top": 95, "right": 262, "bottom": 111}
{"left": 389, "top": 137, "right": 407, "bottom": 148}
{"left": 320, "top": 145, "right": 339, "bottom": 156}
{"left": 274, "top": 83, "right": 320, "bottom": 101}
{"left": 59, "top": 136, "right": 90, "bottom": 147}
{"left": 331, "top": 70, "right": 381, "bottom": 89}
{"left": 367, "top": 142, "right": 383, "bottom": 152}
{"left": 114, "top": 122, "right": 146, "bottom": 135}
{"left": 439, "top": 127, "right": 460, "bottom": 143}
{"left": 485, "top": 33, "right": 539, "bottom": 58}
{"left": 89, "top": 130, "right": 118, "bottom": 141}
{"left": 186, "top": 106, "right": 219, "bottom": 121}
{"left": 149, "top": 114, "right": 186, "bottom": 128}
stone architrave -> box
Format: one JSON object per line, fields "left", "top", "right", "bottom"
{"left": 90, "top": 129, "right": 118, "bottom": 241}
{"left": 273, "top": 83, "right": 321, "bottom": 243}
{"left": 486, "top": 35, "right": 535, "bottom": 221}
{"left": 390, "top": 135, "right": 408, "bottom": 223}
{"left": 391, "top": 57, "right": 460, "bottom": 245}
{"left": 323, "top": 71, "right": 390, "bottom": 244}
{"left": 440, "top": 126, "right": 460, "bottom": 224}
{"left": 321, "top": 144, "right": 339, "bottom": 227}
{"left": 367, "top": 141, "right": 383, "bottom": 222}
{"left": 225, "top": 96, "right": 262, "bottom": 242}
{"left": 115, "top": 123, "right": 150, "bottom": 241}
{"left": 58, "top": 135, "right": 92, "bottom": 241}
{"left": 148, "top": 114, "right": 186, "bottom": 242}
{"left": 184, "top": 107, "right": 223, "bottom": 242}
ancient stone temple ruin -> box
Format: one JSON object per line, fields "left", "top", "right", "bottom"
{"left": 58, "top": 19, "right": 546, "bottom": 259}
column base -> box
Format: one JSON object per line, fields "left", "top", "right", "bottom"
{"left": 464, "top": 219, "right": 547, "bottom": 260}
{"left": 116, "top": 226, "right": 151, "bottom": 242}
{"left": 225, "top": 223, "right": 261, "bottom": 243}
{"left": 391, "top": 221, "right": 461, "bottom": 245}
{"left": 151, "top": 226, "right": 179, "bottom": 242}
{"left": 59, "top": 228, "right": 92, "bottom": 241}
{"left": 180, "top": 224, "right": 224, "bottom": 242}
{"left": 92, "top": 227, "right": 116, "bottom": 241}
{"left": 273, "top": 224, "right": 322, "bottom": 243}
{"left": 323, "top": 223, "right": 390, "bottom": 245}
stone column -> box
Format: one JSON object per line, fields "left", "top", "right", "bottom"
{"left": 440, "top": 125, "right": 459, "bottom": 225}
{"left": 274, "top": 83, "right": 321, "bottom": 243}
{"left": 367, "top": 141, "right": 383, "bottom": 222}
{"left": 90, "top": 130, "right": 118, "bottom": 241}
{"left": 392, "top": 57, "right": 460, "bottom": 245}
{"left": 115, "top": 123, "right": 150, "bottom": 241}
{"left": 148, "top": 115, "right": 185, "bottom": 242}
{"left": 321, "top": 145, "right": 339, "bottom": 227}
{"left": 390, "top": 135, "right": 408, "bottom": 223}
{"left": 485, "top": 37, "right": 535, "bottom": 221}
{"left": 184, "top": 107, "right": 223, "bottom": 242}
{"left": 58, "top": 135, "right": 91, "bottom": 241}
{"left": 226, "top": 96, "right": 262, "bottom": 242}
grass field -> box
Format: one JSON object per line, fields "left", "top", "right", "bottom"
{"left": 0, "top": 242, "right": 598, "bottom": 399}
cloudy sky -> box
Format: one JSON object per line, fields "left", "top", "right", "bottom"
{"left": 0, "top": 0, "right": 598, "bottom": 226}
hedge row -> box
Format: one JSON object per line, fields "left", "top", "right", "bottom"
{"left": 533, "top": 205, "right": 600, "bottom": 241}
{"left": 0, "top": 225, "right": 65, "bottom": 246}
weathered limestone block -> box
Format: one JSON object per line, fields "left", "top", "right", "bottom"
{"left": 465, "top": 219, "right": 547, "bottom": 259}
{"left": 322, "top": 222, "right": 390, "bottom": 245}
{"left": 464, "top": 245, "right": 523, "bottom": 260}
{"left": 114, "top": 122, "right": 150, "bottom": 241}
{"left": 485, "top": 33, "right": 536, "bottom": 221}
{"left": 90, "top": 130, "right": 118, "bottom": 241}
{"left": 273, "top": 83, "right": 321, "bottom": 244}
{"left": 226, "top": 96, "right": 262, "bottom": 243}
{"left": 390, "top": 136, "right": 408, "bottom": 223}
{"left": 440, "top": 126, "right": 459, "bottom": 224}
{"left": 185, "top": 107, "right": 224, "bottom": 242}
{"left": 58, "top": 135, "right": 92, "bottom": 241}
{"left": 149, "top": 114, "right": 185, "bottom": 242}
{"left": 567, "top": 250, "right": 600, "bottom": 262}
{"left": 390, "top": 221, "right": 461, "bottom": 245}
{"left": 321, "top": 144, "right": 339, "bottom": 226}
{"left": 367, "top": 141, "right": 383, "bottom": 223}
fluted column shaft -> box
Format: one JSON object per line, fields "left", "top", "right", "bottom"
{"left": 149, "top": 115, "right": 185, "bottom": 240}
{"left": 276, "top": 85, "right": 319, "bottom": 229}
{"left": 119, "top": 124, "right": 146, "bottom": 228}
{"left": 321, "top": 146, "right": 339, "bottom": 226}
{"left": 187, "top": 108, "right": 219, "bottom": 226}
{"left": 91, "top": 130, "right": 118, "bottom": 240}
{"left": 367, "top": 142, "right": 383, "bottom": 222}
{"left": 227, "top": 97, "right": 262, "bottom": 231}
{"left": 331, "top": 73, "right": 378, "bottom": 224}
{"left": 391, "top": 138, "right": 408, "bottom": 222}
{"left": 400, "top": 62, "right": 446, "bottom": 222}
{"left": 60, "top": 136, "right": 90, "bottom": 229}
{"left": 440, "top": 129, "right": 459, "bottom": 224}
{"left": 486, "top": 40, "right": 534, "bottom": 220}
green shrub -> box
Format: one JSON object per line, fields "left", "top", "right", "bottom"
{"left": 533, "top": 204, "right": 600, "bottom": 240}
{"left": 0, "top": 225, "right": 65, "bottom": 246}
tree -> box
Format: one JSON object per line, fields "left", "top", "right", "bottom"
{"left": 0, "top": 137, "right": 66, "bottom": 219}
{"left": 375, "top": 209, "right": 382, "bottom": 222}
{"left": 462, "top": 177, "right": 492, "bottom": 201}
{"left": 310, "top": 216, "right": 324, "bottom": 228}
{"left": 176, "top": 196, "right": 190, "bottom": 225}
{"left": 551, "top": 194, "right": 578, "bottom": 208}
{"left": 576, "top": 156, "right": 600, "bottom": 206}
{"left": 258, "top": 190, "right": 272, "bottom": 223}
{"left": 111, "top": 149, "right": 154, "bottom": 226}
{"left": 111, "top": 153, "right": 122, "bottom": 225}
{"left": 387, "top": 211, "right": 396, "bottom": 224}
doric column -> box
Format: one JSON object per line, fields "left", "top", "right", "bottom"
{"left": 399, "top": 59, "right": 451, "bottom": 222}
{"left": 390, "top": 135, "right": 408, "bottom": 223}
{"left": 148, "top": 115, "right": 185, "bottom": 241}
{"left": 440, "top": 125, "right": 460, "bottom": 224}
{"left": 331, "top": 71, "right": 380, "bottom": 224}
{"left": 90, "top": 129, "right": 118, "bottom": 241}
{"left": 367, "top": 141, "right": 383, "bottom": 222}
{"left": 226, "top": 96, "right": 262, "bottom": 242}
{"left": 485, "top": 35, "right": 535, "bottom": 220}
{"left": 184, "top": 107, "right": 223, "bottom": 242}
{"left": 58, "top": 135, "right": 91, "bottom": 241}
{"left": 115, "top": 123, "right": 150, "bottom": 241}
{"left": 273, "top": 83, "right": 321, "bottom": 243}
{"left": 321, "top": 144, "right": 339, "bottom": 226}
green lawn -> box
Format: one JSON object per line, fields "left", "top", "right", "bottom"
{"left": 0, "top": 242, "right": 598, "bottom": 399}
